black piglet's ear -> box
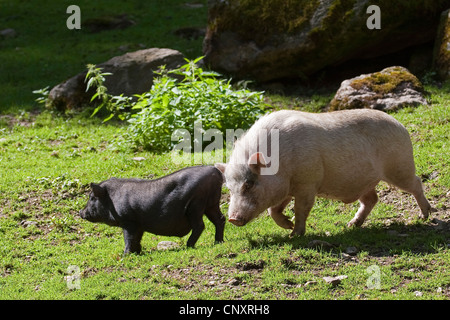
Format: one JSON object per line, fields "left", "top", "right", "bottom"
{"left": 91, "top": 183, "right": 106, "bottom": 198}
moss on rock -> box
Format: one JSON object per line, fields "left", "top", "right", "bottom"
{"left": 350, "top": 66, "right": 424, "bottom": 94}
{"left": 204, "top": 0, "right": 449, "bottom": 82}
{"left": 208, "top": 0, "right": 320, "bottom": 44}
{"left": 433, "top": 9, "right": 450, "bottom": 80}
{"left": 329, "top": 66, "right": 427, "bottom": 111}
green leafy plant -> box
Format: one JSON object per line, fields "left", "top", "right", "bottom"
{"left": 85, "top": 64, "right": 133, "bottom": 122}
{"left": 85, "top": 64, "right": 111, "bottom": 114}
{"left": 32, "top": 86, "right": 50, "bottom": 106}
{"left": 85, "top": 57, "right": 268, "bottom": 152}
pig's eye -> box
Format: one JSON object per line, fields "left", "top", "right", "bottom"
{"left": 241, "top": 180, "right": 255, "bottom": 192}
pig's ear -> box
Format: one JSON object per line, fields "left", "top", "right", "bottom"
{"left": 91, "top": 183, "right": 106, "bottom": 198}
{"left": 248, "top": 152, "right": 267, "bottom": 175}
{"left": 214, "top": 163, "right": 227, "bottom": 174}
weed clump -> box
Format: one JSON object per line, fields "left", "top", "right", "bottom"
{"left": 84, "top": 57, "right": 268, "bottom": 152}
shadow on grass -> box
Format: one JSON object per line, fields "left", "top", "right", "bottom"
{"left": 245, "top": 220, "right": 449, "bottom": 257}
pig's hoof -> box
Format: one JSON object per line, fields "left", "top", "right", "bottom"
{"left": 271, "top": 215, "right": 294, "bottom": 230}
{"left": 347, "top": 218, "right": 363, "bottom": 228}
{"left": 289, "top": 228, "right": 305, "bottom": 238}
{"left": 420, "top": 206, "right": 435, "bottom": 220}
{"left": 419, "top": 214, "right": 427, "bottom": 220}
{"left": 280, "top": 219, "right": 294, "bottom": 230}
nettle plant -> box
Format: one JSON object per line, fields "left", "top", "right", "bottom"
{"left": 85, "top": 57, "right": 268, "bottom": 152}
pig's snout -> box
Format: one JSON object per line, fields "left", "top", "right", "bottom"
{"left": 79, "top": 208, "right": 86, "bottom": 219}
{"left": 228, "top": 216, "right": 247, "bottom": 226}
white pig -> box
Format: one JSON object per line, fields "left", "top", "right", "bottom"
{"left": 215, "top": 109, "right": 431, "bottom": 236}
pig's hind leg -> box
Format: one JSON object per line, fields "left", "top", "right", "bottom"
{"left": 347, "top": 188, "right": 378, "bottom": 228}
{"left": 204, "top": 205, "right": 226, "bottom": 244}
{"left": 185, "top": 199, "right": 207, "bottom": 247}
{"left": 386, "top": 174, "right": 431, "bottom": 220}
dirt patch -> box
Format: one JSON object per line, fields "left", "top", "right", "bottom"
{"left": 1, "top": 187, "right": 88, "bottom": 240}
{"left": 378, "top": 183, "right": 450, "bottom": 225}
{"left": 0, "top": 110, "right": 40, "bottom": 128}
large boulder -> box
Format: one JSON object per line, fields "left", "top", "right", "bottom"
{"left": 203, "top": 0, "right": 449, "bottom": 82}
{"left": 328, "top": 66, "right": 427, "bottom": 111}
{"left": 433, "top": 9, "right": 450, "bottom": 80}
{"left": 48, "top": 48, "right": 185, "bottom": 110}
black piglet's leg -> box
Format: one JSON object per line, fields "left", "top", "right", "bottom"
{"left": 122, "top": 225, "right": 144, "bottom": 254}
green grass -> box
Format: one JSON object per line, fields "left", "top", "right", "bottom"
{"left": 1, "top": 1, "right": 449, "bottom": 300}
{"left": 0, "top": 0, "right": 207, "bottom": 112}
{"left": 0, "top": 88, "right": 449, "bottom": 300}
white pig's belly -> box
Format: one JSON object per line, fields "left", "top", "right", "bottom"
{"left": 316, "top": 175, "right": 380, "bottom": 204}
{"left": 317, "top": 191, "right": 360, "bottom": 204}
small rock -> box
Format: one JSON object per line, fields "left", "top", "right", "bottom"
{"left": 430, "top": 218, "right": 447, "bottom": 230}
{"left": 308, "top": 240, "right": 335, "bottom": 250}
{"left": 414, "top": 291, "right": 423, "bottom": 297}
{"left": 20, "top": 220, "right": 37, "bottom": 228}
{"left": 83, "top": 14, "right": 135, "bottom": 33}
{"left": 236, "top": 260, "right": 265, "bottom": 271}
{"left": 157, "top": 241, "right": 179, "bottom": 251}
{"left": 387, "top": 230, "right": 399, "bottom": 236}
{"left": 0, "top": 28, "right": 17, "bottom": 38}
{"left": 216, "top": 252, "right": 237, "bottom": 259}
{"left": 388, "top": 229, "right": 408, "bottom": 237}
{"left": 323, "top": 275, "right": 348, "bottom": 286}
{"left": 304, "top": 280, "right": 317, "bottom": 286}
{"left": 132, "top": 157, "right": 146, "bottom": 161}
{"left": 345, "top": 246, "right": 358, "bottom": 256}
{"left": 340, "top": 252, "right": 352, "bottom": 260}
{"left": 184, "top": 3, "right": 204, "bottom": 8}
{"left": 227, "top": 278, "right": 240, "bottom": 286}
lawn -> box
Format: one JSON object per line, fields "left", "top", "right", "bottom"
{"left": 0, "top": 0, "right": 449, "bottom": 302}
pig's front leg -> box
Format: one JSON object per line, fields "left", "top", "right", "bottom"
{"left": 122, "top": 225, "right": 144, "bottom": 254}
{"left": 291, "top": 191, "right": 316, "bottom": 236}
{"left": 268, "top": 196, "right": 294, "bottom": 230}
